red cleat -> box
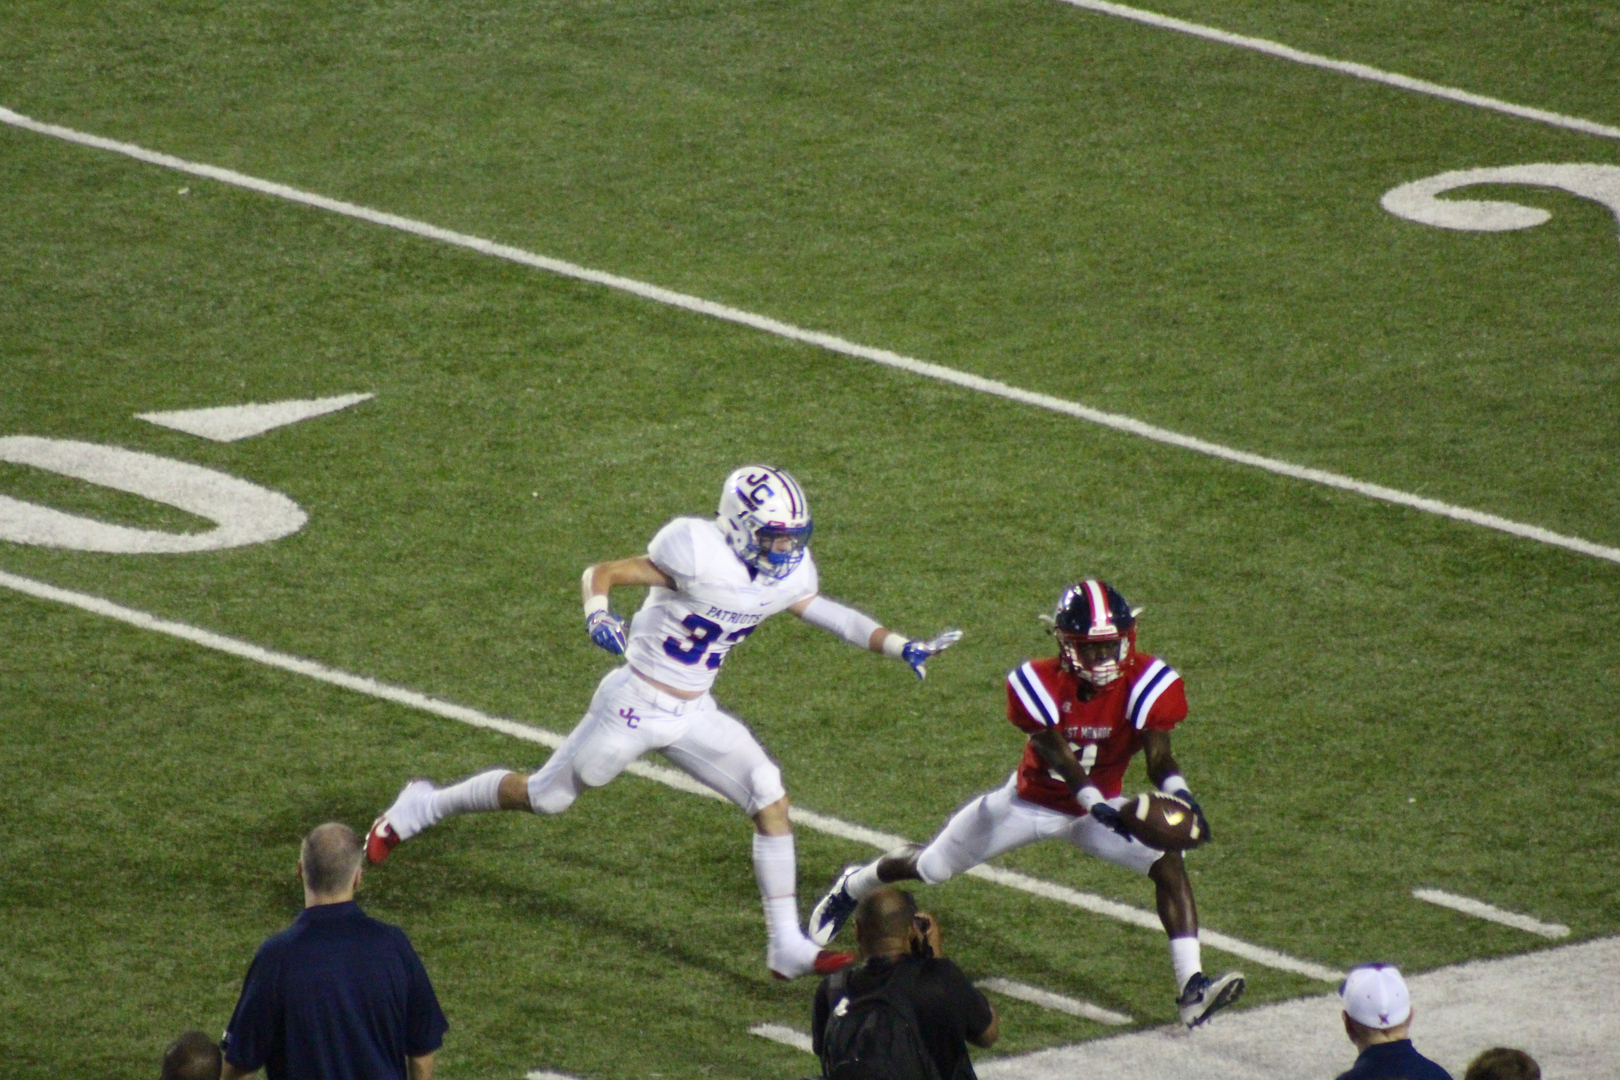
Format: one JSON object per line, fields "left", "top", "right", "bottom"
{"left": 365, "top": 816, "right": 402, "bottom": 865}
{"left": 813, "top": 949, "right": 856, "bottom": 975}
{"left": 774, "top": 949, "right": 857, "bottom": 980}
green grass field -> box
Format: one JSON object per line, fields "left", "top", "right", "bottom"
{"left": 2, "top": 1, "right": 1618, "bottom": 1077}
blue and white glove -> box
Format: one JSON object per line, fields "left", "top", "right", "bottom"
{"left": 900, "top": 628, "right": 963, "bottom": 680}
{"left": 1089, "top": 800, "right": 1133, "bottom": 838}
{"left": 586, "top": 609, "right": 627, "bottom": 655}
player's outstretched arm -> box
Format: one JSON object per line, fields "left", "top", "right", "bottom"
{"left": 789, "top": 595, "right": 962, "bottom": 679}
{"left": 581, "top": 557, "right": 676, "bottom": 655}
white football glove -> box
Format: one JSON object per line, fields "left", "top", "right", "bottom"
{"left": 901, "top": 628, "right": 963, "bottom": 680}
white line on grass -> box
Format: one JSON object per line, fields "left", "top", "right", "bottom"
{"left": 747, "top": 1023, "right": 816, "bottom": 1054}
{"left": 525, "top": 1072, "right": 585, "bottom": 1080}
{"left": 1054, "top": 0, "right": 1620, "bottom": 141}
{"left": 0, "top": 566, "right": 1339, "bottom": 981}
{"left": 1413, "top": 888, "right": 1570, "bottom": 939}
{"left": 977, "top": 978, "right": 1133, "bottom": 1025}
{"left": 4, "top": 107, "right": 1619, "bottom": 568}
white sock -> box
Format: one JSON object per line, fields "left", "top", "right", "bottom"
{"left": 753, "top": 832, "right": 797, "bottom": 898}
{"left": 763, "top": 896, "right": 810, "bottom": 951}
{"left": 428, "top": 769, "right": 507, "bottom": 822}
{"left": 847, "top": 860, "right": 885, "bottom": 901}
{"left": 1170, "top": 935, "right": 1202, "bottom": 993}
{"left": 753, "top": 833, "right": 804, "bottom": 945}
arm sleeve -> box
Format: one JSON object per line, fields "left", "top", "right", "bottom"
{"left": 646, "top": 520, "right": 700, "bottom": 590}
{"left": 799, "top": 596, "right": 883, "bottom": 649}
{"left": 399, "top": 933, "right": 449, "bottom": 1056}
{"left": 1006, "top": 663, "right": 1060, "bottom": 732}
{"left": 221, "top": 945, "right": 280, "bottom": 1072}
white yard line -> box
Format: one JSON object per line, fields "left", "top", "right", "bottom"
{"left": 967, "top": 863, "right": 1342, "bottom": 983}
{"left": 4, "top": 107, "right": 1620, "bottom": 568}
{"left": 748, "top": 1023, "right": 815, "bottom": 1054}
{"left": 1413, "top": 888, "right": 1571, "bottom": 939}
{"left": 0, "top": 567, "right": 1336, "bottom": 981}
{"left": 978, "top": 978, "right": 1133, "bottom": 1025}
{"left": 525, "top": 1072, "right": 585, "bottom": 1080}
{"left": 1055, "top": 0, "right": 1620, "bottom": 141}
{"left": 978, "top": 935, "right": 1620, "bottom": 1080}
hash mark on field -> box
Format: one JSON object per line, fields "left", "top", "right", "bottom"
{"left": 977, "top": 978, "right": 1132, "bottom": 1025}
{"left": 1054, "top": 0, "right": 1620, "bottom": 141}
{"left": 4, "top": 106, "right": 1620, "bottom": 568}
{"left": 748, "top": 1023, "right": 815, "bottom": 1054}
{"left": 0, "top": 567, "right": 1341, "bottom": 982}
{"left": 1413, "top": 888, "right": 1570, "bottom": 939}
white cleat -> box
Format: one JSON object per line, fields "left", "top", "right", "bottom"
{"left": 808, "top": 865, "right": 861, "bottom": 947}
{"left": 1177, "top": 970, "right": 1246, "bottom": 1027}
{"left": 767, "top": 934, "right": 855, "bottom": 981}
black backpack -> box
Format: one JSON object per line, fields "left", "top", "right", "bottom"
{"left": 819, "top": 958, "right": 944, "bottom": 1080}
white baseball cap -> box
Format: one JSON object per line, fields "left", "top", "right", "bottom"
{"left": 1340, "top": 963, "right": 1411, "bottom": 1029}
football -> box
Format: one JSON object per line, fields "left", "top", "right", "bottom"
{"left": 1121, "top": 792, "right": 1207, "bottom": 851}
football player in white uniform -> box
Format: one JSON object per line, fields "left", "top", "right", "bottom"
{"left": 365, "top": 465, "right": 962, "bottom": 979}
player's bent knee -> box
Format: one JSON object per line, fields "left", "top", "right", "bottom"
{"left": 747, "top": 761, "right": 785, "bottom": 814}
{"left": 914, "top": 847, "right": 958, "bottom": 886}
{"left": 529, "top": 787, "right": 578, "bottom": 816}
{"left": 526, "top": 771, "right": 582, "bottom": 816}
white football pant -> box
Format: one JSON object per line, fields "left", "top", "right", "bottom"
{"left": 526, "top": 666, "right": 785, "bottom": 816}
{"left": 914, "top": 773, "right": 1165, "bottom": 884}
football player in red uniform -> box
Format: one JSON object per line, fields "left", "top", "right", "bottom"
{"left": 809, "top": 579, "right": 1245, "bottom": 1027}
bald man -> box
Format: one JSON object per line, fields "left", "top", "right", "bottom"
{"left": 221, "top": 824, "right": 448, "bottom": 1080}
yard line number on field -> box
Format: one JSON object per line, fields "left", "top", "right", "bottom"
{"left": 1054, "top": 0, "right": 1620, "bottom": 142}
{"left": 0, "top": 565, "right": 1341, "bottom": 982}
{"left": 2, "top": 108, "right": 1617, "bottom": 568}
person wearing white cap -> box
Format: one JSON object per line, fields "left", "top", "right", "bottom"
{"left": 1335, "top": 963, "right": 1453, "bottom": 1080}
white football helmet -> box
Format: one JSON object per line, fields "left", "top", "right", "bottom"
{"left": 718, "top": 465, "right": 812, "bottom": 580}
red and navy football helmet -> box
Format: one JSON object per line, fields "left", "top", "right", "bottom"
{"left": 1052, "top": 579, "right": 1137, "bottom": 687}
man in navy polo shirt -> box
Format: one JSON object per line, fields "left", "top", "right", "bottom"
{"left": 1334, "top": 963, "right": 1453, "bottom": 1080}
{"left": 222, "top": 823, "right": 448, "bottom": 1080}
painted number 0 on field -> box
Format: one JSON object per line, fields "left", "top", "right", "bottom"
{"left": 0, "top": 437, "right": 307, "bottom": 553}
{"left": 1382, "top": 163, "right": 1620, "bottom": 251}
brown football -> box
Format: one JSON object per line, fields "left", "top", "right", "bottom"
{"left": 1121, "top": 792, "right": 1207, "bottom": 851}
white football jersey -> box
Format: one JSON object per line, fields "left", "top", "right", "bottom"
{"left": 623, "top": 517, "right": 819, "bottom": 693}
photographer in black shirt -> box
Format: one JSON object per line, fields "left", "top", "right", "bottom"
{"left": 812, "top": 887, "right": 998, "bottom": 1080}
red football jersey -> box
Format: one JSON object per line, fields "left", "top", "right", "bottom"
{"left": 1006, "top": 653, "right": 1188, "bottom": 816}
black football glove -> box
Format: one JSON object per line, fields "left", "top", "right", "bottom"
{"left": 1178, "top": 791, "right": 1212, "bottom": 843}
{"left": 1089, "top": 801, "right": 1133, "bottom": 839}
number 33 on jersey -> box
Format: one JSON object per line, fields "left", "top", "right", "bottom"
{"left": 623, "top": 516, "right": 819, "bottom": 694}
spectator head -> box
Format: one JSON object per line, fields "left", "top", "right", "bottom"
{"left": 1465, "top": 1048, "right": 1541, "bottom": 1080}
{"left": 853, "top": 886, "right": 920, "bottom": 959}
{"left": 161, "top": 1030, "right": 221, "bottom": 1080}
{"left": 298, "top": 822, "right": 365, "bottom": 904}
{"left": 1340, "top": 963, "right": 1412, "bottom": 1048}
